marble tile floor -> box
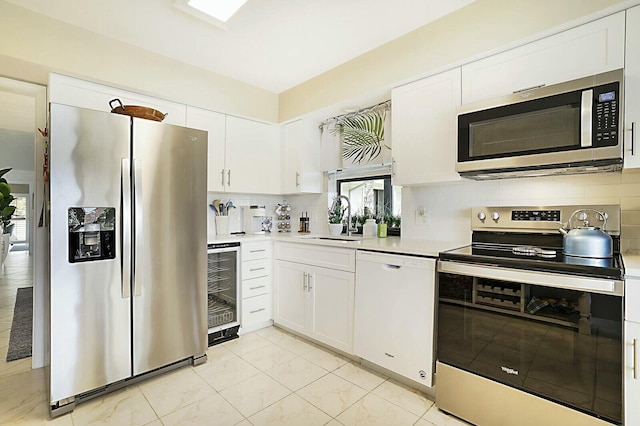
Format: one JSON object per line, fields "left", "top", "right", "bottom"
{"left": 0, "top": 251, "right": 469, "bottom": 425}
{"left": 0, "top": 324, "right": 471, "bottom": 425}
{"left": 0, "top": 250, "right": 34, "bottom": 378}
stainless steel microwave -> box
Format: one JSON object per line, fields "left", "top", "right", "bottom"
{"left": 456, "top": 69, "right": 624, "bottom": 180}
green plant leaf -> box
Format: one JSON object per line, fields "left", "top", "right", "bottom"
{"left": 0, "top": 168, "right": 11, "bottom": 180}
{"left": 1, "top": 206, "right": 15, "bottom": 218}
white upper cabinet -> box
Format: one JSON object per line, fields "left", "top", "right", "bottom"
{"left": 49, "top": 73, "right": 187, "bottom": 126}
{"left": 624, "top": 6, "right": 640, "bottom": 169}
{"left": 282, "top": 119, "right": 322, "bottom": 194}
{"left": 391, "top": 67, "right": 462, "bottom": 185}
{"left": 186, "top": 108, "right": 281, "bottom": 194}
{"left": 225, "top": 115, "right": 281, "bottom": 194}
{"left": 461, "top": 12, "right": 625, "bottom": 105}
{"left": 185, "top": 106, "right": 226, "bottom": 192}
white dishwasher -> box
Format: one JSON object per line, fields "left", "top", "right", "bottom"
{"left": 354, "top": 250, "right": 436, "bottom": 387}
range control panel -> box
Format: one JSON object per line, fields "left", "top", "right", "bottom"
{"left": 471, "top": 205, "right": 621, "bottom": 234}
{"left": 511, "top": 210, "right": 561, "bottom": 222}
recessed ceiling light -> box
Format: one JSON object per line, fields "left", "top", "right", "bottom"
{"left": 174, "top": 0, "right": 247, "bottom": 28}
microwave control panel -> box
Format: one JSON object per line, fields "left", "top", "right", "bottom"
{"left": 593, "top": 82, "right": 619, "bottom": 145}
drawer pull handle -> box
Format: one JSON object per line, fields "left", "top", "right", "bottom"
{"left": 632, "top": 122, "right": 637, "bottom": 156}
{"left": 249, "top": 285, "right": 266, "bottom": 290}
{"left": 250, "top": 267, "right": 265, "bottom": 272}
{"left": 250, "top": 249, "right": 266, "bottom": 253}
{"left": 250, "top": 308, "right": 266, "bottom": 314}
{"left": 384, "top": 352, "right": 395, "bottom": 358}
{"left": 635, "top": 338, "right": 639, "bottom": 380}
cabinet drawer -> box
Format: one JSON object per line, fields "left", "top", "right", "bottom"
{"left": 242, "top": 241, "right": 272, "bottom": 261}
{"left": 242, "top": 275, "right": 271, "bottom": 298}
{"left": 242, "top": 258, "right": 271, "bottom": 280}
{"left": 275, "top": 242, "right": 355, "bottom": 272}
{"left": 242, "top": 294, "right": 272, "bottom": 326}
{"left": 627, "top": 277, "right": 640, "bottom": 323}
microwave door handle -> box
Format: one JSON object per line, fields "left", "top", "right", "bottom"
{"left": 581, "top": 89, "right": 593, "bottom": 148}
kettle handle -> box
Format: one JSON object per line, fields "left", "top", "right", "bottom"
{"left": 567, "top": 208, "right": 608, "bottom": 229}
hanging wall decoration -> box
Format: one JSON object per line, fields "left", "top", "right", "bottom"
{"left": 320, "top": 100, "right": 391, "bottom": 170}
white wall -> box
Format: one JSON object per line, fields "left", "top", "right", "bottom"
{"left": 279, "top": 0, "right": 633, "bottom": 121}
{"left": 401, "top": 171, "right": 640, "bottom": 250}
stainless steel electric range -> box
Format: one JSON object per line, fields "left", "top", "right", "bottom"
{"left": 436, "top": 205, "right": 624, "bottom": 426}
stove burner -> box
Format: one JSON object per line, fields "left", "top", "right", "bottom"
{"left": 511, "top": 245, "right": 557, "bottom": 258}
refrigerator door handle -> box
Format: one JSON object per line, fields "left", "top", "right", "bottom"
{"left": 133, "top": 158, "right": 143, "bottom": 296}
{"left": 121, "top": 158, "right": 131, "bottom": 299}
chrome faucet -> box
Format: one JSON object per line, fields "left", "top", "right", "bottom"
{"left": 331, "top": 195, "right": 356, "bottom": 236}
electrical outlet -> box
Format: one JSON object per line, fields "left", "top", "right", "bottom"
{"left": 415, "top": 205, "right": 430, "bottom": 226}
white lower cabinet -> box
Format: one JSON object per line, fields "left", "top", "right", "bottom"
{"left": 625, "top": 273, "right": 640, "bottom": 425}
{"left": 625, "top": 320, "right": 640, "bottom": 425}
{"left": 240, "top": 241, "right": 273, "bottom": 333}
{"left": 274, "top": 243, "right": 355, "bottom": 354}
{"left": 354, "top": 251, "right": 436, "bottom": 387}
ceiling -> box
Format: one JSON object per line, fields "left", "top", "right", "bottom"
{"left": 6, "top": 0, "right": 474, "bottom": 93}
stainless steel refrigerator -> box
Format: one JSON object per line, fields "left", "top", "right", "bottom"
{"left": 47, "top": 103, "right": 208, "bottom": 416}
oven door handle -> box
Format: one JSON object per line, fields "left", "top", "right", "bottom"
{"left": 437, "top": 261, "right": 623, "bottom": 296}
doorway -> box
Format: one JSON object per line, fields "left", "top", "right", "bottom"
{"left": 0, "top": 76, "right": 47, "bottom": 375}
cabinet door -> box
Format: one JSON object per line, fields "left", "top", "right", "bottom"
{"left": 274, "top": 260, "right": 307, "bottom": 334}
{"left": 626, "top": 276, "right": 640, "bottom": 323}
{"left": 308, "top": 265, "right": 354, "bottom": 354}
{"left": 625, "top": 321, "right": 640, "bottom": 425}
{"left": 282, "top": 120, "right": 322, "bottom": 194}
{"left": 624, "top": 6, "right": 640, "bottom": 169}
{"left": 186, "top": 106, "right": 226, "bottom": 192}
{"left": 391, "top": 67, "right": 461, "bottom": 185}
{"left": 461, "top": 12, "right": 625, "bottom": 104}
{"left": 282, "top": 120, "right": 302, "bottom": 194}
{"left": 226, "top": 116, "right": 281, "bottom": 194}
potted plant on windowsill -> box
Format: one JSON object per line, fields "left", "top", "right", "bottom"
{"left": 328, "top": 200, "right": 345, "bottom": 236}
{"left": 0, "top": 168, "right": 16, "bottom": 264}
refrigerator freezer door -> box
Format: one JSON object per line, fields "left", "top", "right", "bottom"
{"left": 132, "top": 120, "right": 208, "bottom": 375}
{"left": 49, "top": 104, "right": 132, "bottom": 403}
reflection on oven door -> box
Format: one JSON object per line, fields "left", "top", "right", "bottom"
{"left": 437, "top": 272, "right": 622, "bottom": 424}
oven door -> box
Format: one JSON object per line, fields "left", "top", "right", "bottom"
{"left": 436, "top": 260, "right": 623, "bottom": 424}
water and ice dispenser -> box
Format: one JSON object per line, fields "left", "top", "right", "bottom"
{"left": 68, "top": 207, "right": 116, "bottom": 263}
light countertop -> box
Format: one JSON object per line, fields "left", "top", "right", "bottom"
{"left": 623, "top": 251, "right": 640, "bottom": 277}
{"left": 209, "top": 233, "right": 467, "bottom": 258}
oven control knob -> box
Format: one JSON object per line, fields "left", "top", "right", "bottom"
{"left": 477, "top": 212, "right": 486, "bottom": 221}
{"left": 578, "top": 211, "right": 588, "bottom": 221}
{"left": 491, "top": 212, "right": 500, "bottom": 221}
